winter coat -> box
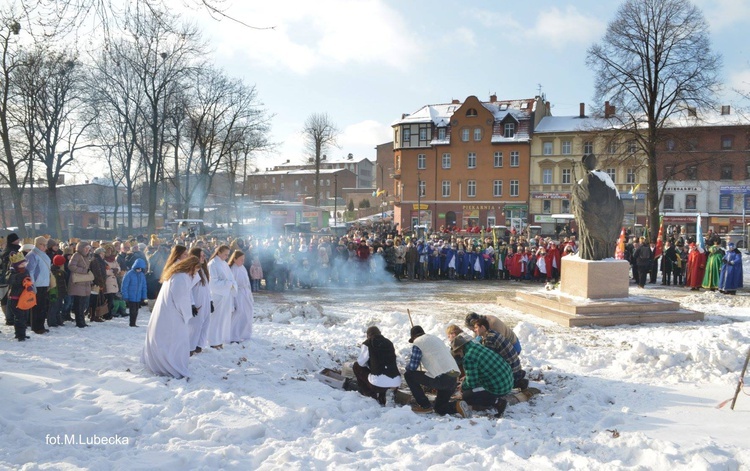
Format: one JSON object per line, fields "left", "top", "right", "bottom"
{"left": 90, "top": 255, "right": 108, "bottom": 290}
{"left": 105, "top": 259, "right": 120, "bottom": 294}
{"left": 67, "top": 251, "right": 92, "bottom": 297}
{"left": 121, "top": 258, "right": 148, "bottom": 302}
{"left": 719, "top": 249, "right": 743, "bottom": 291}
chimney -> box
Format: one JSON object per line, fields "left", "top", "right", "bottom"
{"left": 490, "top": 94, "right": 497, "bottom": 103}
{"left": 452, "top": 99, "right": 460, "bottom": 104}
{"left": 604, "top": 101, "right": 616, "bottom": 118}
{"left": 722, "top": 105, "right": 731, "bottom": 115}
{"left": 579, "top": 103, "right": 585, "bottom": 118}
{"left": 347, "top": 153, "right": 353, "bottom": 160}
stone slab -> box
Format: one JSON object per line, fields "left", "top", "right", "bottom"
{"left": 499, "top": 290, "right": 704, "bottom": 327}
{"left": 560, "top": 257, "right": 630, "bottom": 299}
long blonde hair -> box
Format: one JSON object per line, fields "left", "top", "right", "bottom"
{"left": 228, "top": 250, "right": 245, "bottom": 267}
{"left": 160, "top": 256, "right": 200, "bottom": 283}
{"left": 209, "top": 245, "right": 230, "bottom": 262}
{"left": 163, "top": 245, "right": 187, "bottom": 272}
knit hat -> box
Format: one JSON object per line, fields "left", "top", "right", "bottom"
{"left": 10, "top": 252, "right": 26, "bottom": 269}
{"left": 408, "top": 325, "right": 425, "bottom": 343}
{"left": 21, "top": 243, "right": 34, "bottom": 252}
{"left": 34, "top": 236, "right": 48, "bottom": 247}
{"left": 6, "top": 233, "right": 19, "bottom": 246}
{"left": 47, "top": 238, "right": 58, "bottom": 248}
{"left": 53, "top": 255, "right": 66, "bottom": 266}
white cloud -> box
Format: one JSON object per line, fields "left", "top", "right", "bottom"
{"left": 339, "top": 120, "right": 391, "bottom": 151}
{"left": 443, "top": 27, "right": 478, "bottom": 48}
{"left": 467, "top": 6, "right": 604, "bottom": 48}
{"left": 694, "top": 0, "right": 750, "bottom": 29}
{"left": 728, "top": 69, "right": 750, "bottom": 95}
{"left": 195, "top": 0, "right": 423, "bottom": 74}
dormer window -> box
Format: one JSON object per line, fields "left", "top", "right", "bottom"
{"left": 504, "top": 122, "right": 515, "bottom": 138}
{"left": 466, "top": 108, "right": 478, "bottom": 117}
{"left": 437, "top": 127, "right": 446, "bottom": 140}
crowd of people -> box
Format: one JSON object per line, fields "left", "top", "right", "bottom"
{"left": 351, "top": 312, "right": 527, "bottom": 418}
{"left": 0, "top": 232, "right": 255, "bottom": 381}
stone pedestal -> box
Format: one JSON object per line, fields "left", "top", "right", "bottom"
{"left": 560, "top": 257, "right": 629, "bottom": 299}
{"left": 498, "top": 256, "right": 704, "bottom": 327}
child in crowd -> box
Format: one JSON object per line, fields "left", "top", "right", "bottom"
{"left": 48, "top": 255, "right": 68, "bottom": 327}
{"left": 249, "top": 256, "right": 263, "bottom": 292}
{"left": 121, "top": 258, "right": 148, "bottom": 327}
{"left": 8, "top": 252, "right": 30, "bottom": 341}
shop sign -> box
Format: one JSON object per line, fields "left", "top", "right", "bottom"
{"left": 461, "top": 205, "right": 496, "bottom": 211}
{"left": 720, "top": 185, "right": 750, "bottom": 194}
{"left": 531, "top": 193, "right": 570, "bottom": 199}
{"left": 302, "top": 212, "right": 318, "bottom": 218}
{"left": 534, "top": 215, "right": 556, "bottom": 223}
{"left": 412, "top": 204, "right": 429, "bottom": 210}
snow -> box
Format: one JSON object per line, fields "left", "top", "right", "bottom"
{"left": 2, "top": 262, "right": 750, "bottom": 469}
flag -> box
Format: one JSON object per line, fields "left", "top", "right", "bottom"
{"left": 615, "top": 227, "right": 626, "bottom": 259}
{"left": 629, "top": 183, "right": 641, "bottom": 200}
{"left": 696, "top": 213, "right": 705, "bottom": 251}
{"left": 376, "top": 189, "right": 386, "bottom": 197}
{"left": 653, "top": 216, "right": 664, "bottom": 258}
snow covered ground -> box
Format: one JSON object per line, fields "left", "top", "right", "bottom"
{"left": 2, "top": 261, "right": 750, "bottom": 470}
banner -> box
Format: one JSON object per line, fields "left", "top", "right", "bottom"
{"left": 696, "top": 214, "right": 706, "bottom": 251}
{"left": 615, "top": 227, "right": 626, "bottom": 259}
{"left": 653, "top": 216, "right": 664, "bottom": 258}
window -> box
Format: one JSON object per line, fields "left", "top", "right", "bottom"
{"left": 280, "top": 182, "right": 284, "bottom": 190}
{"left": 664, "top": 165, "right": 674, "bottom": 177}
{"left": 627, "top": 140, "right": 637, "bottom": 154}
{"left": 607, "top": 141, "right": 618, "bottom": 154}
{"left": 663, "top": 194, "right": 674, "bottom": 209}
{"left": 510, "top": 180, "right": 519, "bottom": 197}
{"left": 720, "top": 194, "right": 733, "bottom": 211}
{"left": 442, "top": 180, "right": 451, "bottom": 197}
{"left": 493, "top": 180, "right": 503, "bottom": 197}
{"left": 721, "top": 164, "right": 733, "bottom": 180}
{"left": 419, "top": 180, "right": 426, "bottom": 197}
{"left": 272, "top": 177, "right": 276, "bottom": 184}
{"left": 685, "top": 194, "right": 697, "bottom": 210}
{"left": 562, "top": 168, "right": 571, "bottom": 184}
{"left": 583, "top": 141, "right": 593, "bottom": 154}
{"left": 561, "top": 199, "right": 570, "bottom": 213}
{"left": 417, "top": 154, "right": 426, "bottom": 170}
{"left": 504, "top": 123, "right": 515, "bottom": 138}
{"left": 467, "top": 152, "right": 476, "bottom": 169}
{"left": 438, "top": 128, "right": 446, "bottom": 140}
{"left": 493, "top": 152, "right": 503, "bottom": 168}
{"left": 419, "top": 128, "right": 427, "bottom": 141}
{"left": 561, "top": 141, "right": 572, "bottom": 155}
{"left": 442, "top": 153, "right": 451, "bottom": 169}
{"left": 542, "top": 200, "right": 552, "bottom": 214}
{"left": 295, "top": 180, "right": 300, "bottom": 187}
{"left": 606, "top": 168, "right": 616, "bottom": 182}
{"left": 687, "top": 138, "right": 698, "bottom": 151}
{"left": 487, "top": 216, "right": 496, "bottom": 227}
{"left": 666, "top": 139, "right": 675, "bottom": 151}
{"left": 473, "top": 128, "right": 482, "bottom": 141}
{"left": 461, "top": 128, "right": 470, "bottom": 142}
{"left": 543, "top": 142, "right": 553, "bottom": 155}
{"left": 626, "top": 168, "right": 636, "bottom": 184}
{"left": 745, "top": 195, "right": 750, "bottom": 211}
{"left": 510, "top": 151, "right": 520, "bottom": 167}
{"left": 467, "top": 180, "right": 476, "bottom": 198}
{"left": 686, "top": 166, "right": 697, "bottom": 180}
{"left": 543, "top": 169, "right": 553, "bottom": 185}
{"left": 722, "top": 135, "right": 734, "bottom": 150}
{"left": 466, "top": 108, "right": 477, "bottom": 117}
{"left": 403, "top": 128, "right": 411, "bottom": 142}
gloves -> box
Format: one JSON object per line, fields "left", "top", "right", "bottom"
{"left": 191, "top": 305, "right": 199, "bottom": 317}
{"left": 210, "top": 301, "right": 215, "bottom": 313}
{"left": 141, "top": 300, "right": 148, "bottom": 307}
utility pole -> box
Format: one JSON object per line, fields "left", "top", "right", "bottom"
{"left": 417, "top": 171, "right": 421, "bottom": 229}
{"left": 334, "top": 173, "right": 338, "bottom": 228}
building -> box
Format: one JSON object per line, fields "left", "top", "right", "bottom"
{"left": 391, "top": 94, "right": 548, "bottom": 231}
{"left": 273, "top": 153, "right": 375, "bottom": 189}
{"left": 531, "top": 103, "right": 648, "bottom": 236}
{"left": 243, "top": 168, "right": 357, "bottom": 204}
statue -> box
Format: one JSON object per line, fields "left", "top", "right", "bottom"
{"left": 571, "top": 154, "right": 624, "bottom": 260}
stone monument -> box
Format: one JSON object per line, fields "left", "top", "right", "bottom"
{"left": 499, "top": 154, "right": 703, "bottom": 327}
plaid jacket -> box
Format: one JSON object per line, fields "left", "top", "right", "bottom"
{"left": 481, "top": 330, "right": 524, "bottom": 379}
{"left": 461, "top": 341, "right": 513, "bottom": 396}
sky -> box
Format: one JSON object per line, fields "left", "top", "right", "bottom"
{"left": 2, "top": 261, "right": 750, "bottom": 468}
{"left": 173, "top": 0, "right": 750, "bottom": 172}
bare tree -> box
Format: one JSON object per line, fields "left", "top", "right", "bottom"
{"left": 0, "top": 10, "right": 28, "bottom": 235}
{"left": 587, "top": 0, "right": 721, "bottom": 235}
{"left": 302, "top": 113, "right": 339, "bottom": 207}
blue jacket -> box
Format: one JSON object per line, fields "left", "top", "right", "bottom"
{"left": 26, "top": 247, "right": 51, "bottom": 288}
{"left": 121, "top": 258, "right": 148, "bottom": 302}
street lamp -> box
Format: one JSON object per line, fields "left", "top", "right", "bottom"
{"left": 334, "top": 173, "right": 338, "bottom": 228}
{"left": 417, "top": 171, "right": 421, "bottom": 229}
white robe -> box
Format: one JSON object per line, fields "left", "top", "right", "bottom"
{"left": 207, "top": 257, "right": 237, "bottom": 347}
{"left": 188, "top": 269, "right": 212, "bottom": 350}
{"left": 230, "top": 264, "right": 254, "bottom": 343}
{"left": 140, "top": 273, "right": 193, "bottom": 379}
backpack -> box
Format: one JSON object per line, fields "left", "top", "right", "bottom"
{"left": 0, "top": 254, "right": 9, "bottom": 286}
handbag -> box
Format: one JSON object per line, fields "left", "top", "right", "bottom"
{"left": 72, "top": 271, "right": 94, "bottom": 283}
{"left": 96, "top": 294, "right": 109, "bottom": 317}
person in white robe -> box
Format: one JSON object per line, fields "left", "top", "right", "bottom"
{"left": 206, "top": 245, "right": 236, "bottom": 349}
{"left": 141, "top": 256, "right": 202, "bottom": 379}
{"left": 188, "top": 247, "right": 212, "bottom": 354}
{"left": 228, "top": 250, "right": 254, "bottom": 343}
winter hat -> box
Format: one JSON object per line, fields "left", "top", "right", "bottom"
{"left": 10, "top": 251, "right": 26, "bottom": 269}
{"left": 21, "top": 243, "right": 34, "bottom": 252}
{"left": 34, "top": 236, "right": 48, "bottom": 247}
{"left": 76, "top": 241, "right": 90, "bottom": 252}
{"left": 728, "top": 243, "right": 735, "bottom": 249}
{"left": 47, "top": 238, "right": 58, "bottom": 249}
{"left": 53, "top": 255, "right": 66, "bottom": 266}
{"left": 6, "top": 233, "right": 19, "bottom": 246}
{"left": 408, "top": 325, "right": 425, "bottom": 343}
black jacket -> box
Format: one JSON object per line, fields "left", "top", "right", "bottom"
{"left": 363, "top": 335, "right": 400, "bottom": 379}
